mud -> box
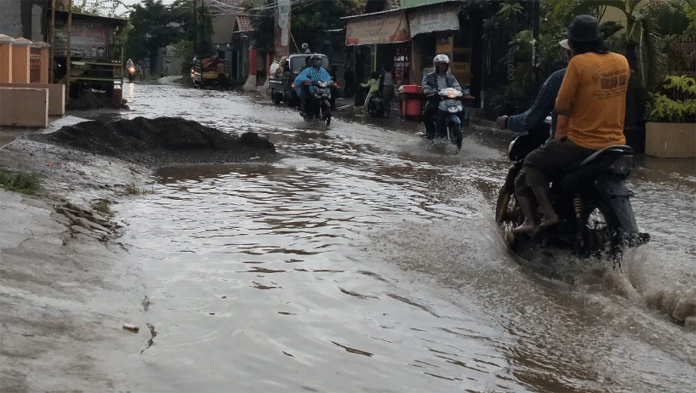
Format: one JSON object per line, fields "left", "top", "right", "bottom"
{"left": 28, "top": 116, "right": 277, "bottom": 168}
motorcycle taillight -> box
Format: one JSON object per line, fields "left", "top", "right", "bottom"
{"left": 609, "top": 154, "right": 633, "bottom": 176}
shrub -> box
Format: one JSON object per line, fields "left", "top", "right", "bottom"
{"left": 645, "top": 75, "right": 696, "bottom": 122}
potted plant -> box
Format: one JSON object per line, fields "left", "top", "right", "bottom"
{"left": 644, "top": 75, "right": 696, "bottom": 158}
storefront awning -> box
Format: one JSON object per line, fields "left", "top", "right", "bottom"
{"left": 345, "top": 10, "right": 410, "bottom": 46}
{"left": 408, "top": 2, "right": 460, "bottom": 38}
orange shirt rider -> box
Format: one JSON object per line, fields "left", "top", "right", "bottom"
{"left": 554, "top": 51, "right": 630, "bottom": 149}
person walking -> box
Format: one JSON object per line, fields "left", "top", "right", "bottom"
{"left": 380, "top": 64, "right": 395, "bottom": 117}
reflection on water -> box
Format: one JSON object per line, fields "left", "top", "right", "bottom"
{"left": 112, "top": 84, "right": 695, "bottom": 392}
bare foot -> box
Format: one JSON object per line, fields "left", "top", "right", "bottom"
{"left": 512, "top": 221, "right": 536, "bottom": 235}
{"left": 538, "top": 215, "right": 560, "bottom": 228}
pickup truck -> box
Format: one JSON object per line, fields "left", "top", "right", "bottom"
{"left": 268, "top": 53, "right": 336, "bottom": 108}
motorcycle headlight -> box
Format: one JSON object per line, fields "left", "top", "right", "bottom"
{"left": 609, "top": 154, "right": 633, "bottom": 176}
{"left": 446, "top": 91, "right": 457, "bottom": 98}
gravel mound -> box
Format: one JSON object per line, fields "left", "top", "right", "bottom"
{"left": 30, "top": 116, "right": 276, "bottom": 167}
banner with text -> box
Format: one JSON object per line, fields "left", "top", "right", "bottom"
{"left": 346, "top": 11, "right": 410, "bottom": 46}
{"left": 408, "top": 3, "right": 460, "bottom": 38}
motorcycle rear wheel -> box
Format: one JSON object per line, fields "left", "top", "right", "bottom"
{"left": 495, "top": 181, "right": 523, "bottom": 246}
{"left": 578, "top": 201, "right": 623, "bottom": 263}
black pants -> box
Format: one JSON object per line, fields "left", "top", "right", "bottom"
{"left": 523, "top": 137, "right": 596, "bottom": 187}
{"left": 423, "top": 97, "right": 440, "bottom": 136}
{"left": 299, "top": 85, "right": 312, "bottom": 114}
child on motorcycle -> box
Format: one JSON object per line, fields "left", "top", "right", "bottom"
{"left": 360, "top": 72, "right": 380, "bottom": 114}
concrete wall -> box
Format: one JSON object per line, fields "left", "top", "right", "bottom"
{"left": 0, "top": 0, "right": 22, "bottom": 39}
{"left": 0, "top": 83, "right": 65, "bottom": 116}
{"left": 0, "top": 87, "right": 49, "bottom": 127}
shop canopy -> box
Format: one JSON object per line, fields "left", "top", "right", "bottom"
{"left": 343, "top": 1, "right": 463, "bottom": 46}
{"left": 408, "top": 2, "right": 461, "bottom": 38}
{"left": 344, "top": 10, "right": 410, "bottom": 46}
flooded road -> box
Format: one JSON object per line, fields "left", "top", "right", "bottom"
{"left": 111, "top": 82, "right": 695, "bottom": 392}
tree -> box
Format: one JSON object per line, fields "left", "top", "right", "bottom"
{"left": 554, "top": 0, "right": 667, "bottom": 92}
{"left": 249, "top": 0, "right": 360, "bottom": 55}
{"left": 123, "top": 0, "right": 187, "bottom": 71}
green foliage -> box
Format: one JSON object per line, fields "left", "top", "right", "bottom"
{"left": 91, "top": 199, "right": 111, "bottom": 214}
{"left": 0, "top": 170, "right": 41, "bottom": 196}
{"left": 489, "top": 1, "right": 570, "bottom": 111}
{"left": 645, "top": 0, "right": 691, "bottom": 36}
{"left": 250, "top": 0, "right": 360, "bottom": 54}
{"left": 122, "top": 0, "right": 212, "bottom": 68}
{"left": 560, "top": 0, "right": 667, "bottom": 92}
{"left": 645, "top": 75, "right": 696, "bottom": 122}
{"left": 686, "top": 1, "right": 696, "bottom": 36}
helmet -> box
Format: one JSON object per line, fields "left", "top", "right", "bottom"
{"left": 433, "top": 54, "right": 450, "bottom": 68}
{"left": 310, "top": 54, "right": 323, "bottom": 67}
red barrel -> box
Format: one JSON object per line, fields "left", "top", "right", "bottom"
{"left": 399, "top": 84, "right": 424, "bottom": 120}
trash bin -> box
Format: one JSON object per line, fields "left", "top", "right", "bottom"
{"left": 399, "top": 84, "right": 424, "bottom": 120}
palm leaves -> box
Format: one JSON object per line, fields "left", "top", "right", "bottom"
{"left": 550, "top": 0, "right": 667, "bottom": 91}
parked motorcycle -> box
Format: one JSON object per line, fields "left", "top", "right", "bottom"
{"left": 299, "top": 79, "right": 332, "bottom": 126}
{"left": 495, "top": 129, "right": 649, "bottom": 266}
{"left": 422, "top": 88, "right": 473, "bottom": 150}
{"left": 127, "top": 65, "right": 136, "bottom": 82}
{"left": 367, "top": 92, "right": 385, "bottom": 117}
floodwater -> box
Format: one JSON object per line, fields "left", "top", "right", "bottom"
{"left": 111, "top": 82, "right": 695, "bottom": 392}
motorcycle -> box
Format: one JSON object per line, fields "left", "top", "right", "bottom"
{"left": 422, "top": 88, "right": 473, "bottom": 150}
{"left": 367, "top": 92, "right": 385, "bottom": 117}
{"left": 127, "top": 65, "right": 136, "bottom": 82}
{"left": 299, "top": 79, "right": 332, "bottom": 126}
{"left": 495, "top": 126, "right": 650, "bottom": 266}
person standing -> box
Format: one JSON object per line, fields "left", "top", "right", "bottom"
{"left": 216, "top": 60, "right": 228, "bottom": 89}
{"left": 343, "top": 64, "right": 355, "bottom": 98}
{"left": 380, "top": 64, "right": 395, "bottom": 117}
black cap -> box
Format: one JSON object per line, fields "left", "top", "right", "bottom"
{"left": 566, "top": 15, "right": 603, "bottom": 42}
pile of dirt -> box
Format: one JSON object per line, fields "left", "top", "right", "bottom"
{"left": 30, "top": 116, "right": 276, "bottom": 167}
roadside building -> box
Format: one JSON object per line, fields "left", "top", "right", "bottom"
{"left": 343, "top": 0, "right": 493, "bottom": 108}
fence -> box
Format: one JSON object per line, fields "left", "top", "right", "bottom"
{"left": 665, "top": 36, "right": 696, "bottom": 80}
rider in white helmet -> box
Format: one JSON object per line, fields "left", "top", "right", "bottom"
{"left": 421, "top": 54, "right": 462, "bottom": 139}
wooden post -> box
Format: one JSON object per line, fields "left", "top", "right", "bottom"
{"left": 50, "top": 0, "right": 55, "bottom": 83}
{"left": 66, "top": 0, "right": 72, "bottom": 101}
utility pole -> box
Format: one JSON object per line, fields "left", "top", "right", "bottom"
{"left": 193, "top": 0, "right": 198, "bottom": 55}
{"left": 50, "top": 0, "right": 55, "bottom": 83}
{"left": 66, "top": 0, "right": 73, "bottom": 101}
{"left": 532, "top": 0, "right": 540, "bottom": 92}
{"left": 275, "top": 0, "right": 291, "bottom": 57}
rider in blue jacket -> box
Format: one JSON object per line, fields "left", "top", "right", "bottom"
{"left": 294, "top": 54, "right": 333, "bottom": 118}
